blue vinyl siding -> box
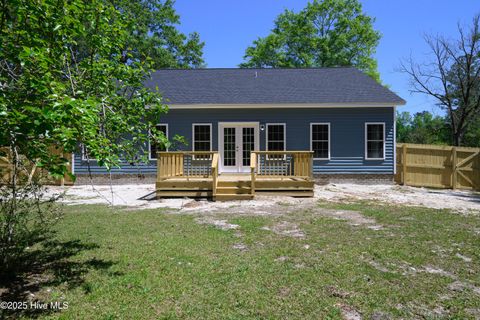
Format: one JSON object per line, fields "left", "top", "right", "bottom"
{"left": 73, "top": 107, "right": 395, "bottom": 175}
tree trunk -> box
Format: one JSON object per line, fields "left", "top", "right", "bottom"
{"left": 453, "top": 130, "right": 464, "bottom": 147}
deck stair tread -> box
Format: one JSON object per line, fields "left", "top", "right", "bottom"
{"left": 214, "top": 194, "right": 254, "bottom": 201}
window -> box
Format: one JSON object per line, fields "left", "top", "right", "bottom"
{"left": 193, "top": 124, "right": 212, "bottom": 152}
{"left": 365, "top": 123, "right": 385, "bottom": 160}
{"left": 149, "top": 124, "right": 168, "bottom": 160}
{"left": 311, "top": 123, "right": 330, "bottom": 159}
{"left": 266, "top": 124, "right": 286, "bottom": 159}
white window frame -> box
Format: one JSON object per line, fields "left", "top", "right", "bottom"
{"left": 148, "top": 124, "right": 169, "bottom": 161}
{"left": 266, "top": 123, "right": 286, "bottom": 160}
{"left": 365, "top": 122, "right": 386, "bottom": 160}
{"left": 310, "top": 122, "right": 331, "bottom": 160}
{"left": 192, "top": 123, "right": 213, "bottom": 152}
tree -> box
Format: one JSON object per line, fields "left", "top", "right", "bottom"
{"left": 396, "top": 111, "right": 451, "bottom": 145}
{"left": 460, "top": 113, "right": 480, "bottom": 147}
{"left": 112, "top": 0, "right": 205, "bottom": 69}
{"left": 0, "top": 0, "right": 166, "bottom": 273}
{"left": 396, "top": 111, "right": 414, "bottom": 143}
{"left": 400, "top": 15, "right": 480, "bottom": 146}
{"left": 240, "top": 0, "right": 381, "bottom": 81}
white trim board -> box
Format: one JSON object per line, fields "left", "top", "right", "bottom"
{"left": 365, "top": 122, "right": 386, "bottom": 160}
{"left": 393, "top": 107, "right": 397, "bottom": 174}
{"left": 310, "top": 122, "right": 331, "bottom": 160}
{"left": 168, "top": 103, "right": 402, "bottom": 109}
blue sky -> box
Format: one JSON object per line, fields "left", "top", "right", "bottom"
{"left": 174, "top": 1, "right": 477, "bottom": 114}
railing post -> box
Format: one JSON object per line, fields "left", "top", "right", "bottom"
{"left": 250, "top": 152, "right": 256, "bottom": 196}
{"left": 212, "top": 153, "right": 218, "bottom": 198}
{"left": 309, "top": 152, "right": 313, "bottom": 179}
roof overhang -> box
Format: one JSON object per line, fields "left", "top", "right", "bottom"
{"left": 167, "top": 102, "right": 405, "bottom": 109}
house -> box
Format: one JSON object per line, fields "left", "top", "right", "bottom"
{"left": 73, "top": 67, "right": 405, "bottom": 200}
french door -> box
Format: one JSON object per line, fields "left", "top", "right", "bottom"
{"left": 218, "top": 122, "right": 259, "bottom": 173}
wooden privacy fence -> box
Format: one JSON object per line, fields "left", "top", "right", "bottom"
{"left": 395, "top": 143, "right": 480, "bottom": 191}
{"left": 0, "top": 147, "right": 74, "bottom": 186}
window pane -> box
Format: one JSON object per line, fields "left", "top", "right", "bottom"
{"left": 367, "top": 141, "right": 383, "bottom": 158}
{"left": 267, "top": 125, "right": 284, "bottom": 141}
{"left": 194, "top": 125, "right": 211, "bottom": 151}
{"left": 242, "top": 127, "right": 254, "bottom": 166}
{"left": 223, "top": 127, "right": 236, "bottom": 166}
{"left": 367, "top": 124, "right": 383, "bottom": 140}
{"left": 312, "top": 124, "right": 328, "bottom": 141}
{"left": 312, "top": 141, "right": 328, "bottom": 159}
{"left": 311, "top": 124, "right": 329, "bottom": 158}
{"left": 195, "top": 141, "right": 210, "bottom": 151}
{"left": 268, "top": 141, "right": 284, "bottom": 151}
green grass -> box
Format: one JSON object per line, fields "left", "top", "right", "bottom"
{"left": 4, "top": 202, "right": 480, "bottom": 319}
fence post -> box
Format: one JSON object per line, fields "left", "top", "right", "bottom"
{"left": 452, "top": 147, "right": 457, "bottom": 189}
{"left": 402, "top": 144, "right": 407, "bottom": 185}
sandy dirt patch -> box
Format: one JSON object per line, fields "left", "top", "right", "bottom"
{"left": 45, "top": 182, "right": 480, "bottom": 214}
{"left": 315, "top": 184, "right": 480, "bottom": 214}
{"left": 261, "top": 221, "right": 305, "bottom": 238}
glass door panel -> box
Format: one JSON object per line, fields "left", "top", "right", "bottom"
{"left": 223, "top": 127, "right": 236, "bottom": 167}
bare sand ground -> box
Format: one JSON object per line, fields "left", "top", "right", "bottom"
{"left": 46, "top": 183, "right": 480, "bottom": 214}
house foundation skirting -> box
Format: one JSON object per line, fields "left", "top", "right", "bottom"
{"left": 73, "top": 173, "right": 394, "bottom": 186}
{"left": 313, "top": 174, "right": 394, "bottom": 185}
{"left": 74, "top": 174, "right": 156, "bottom": 185}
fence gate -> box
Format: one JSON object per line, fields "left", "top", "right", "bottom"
{"left": 454, "top": 148, "right": 480, "bottom": 190}
{"left": 395, "top": 143, "right": 480, "bottom": 191}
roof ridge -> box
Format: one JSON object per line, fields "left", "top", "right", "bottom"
{"left": 154, "top": 66, "right": 358, "bottom": 71}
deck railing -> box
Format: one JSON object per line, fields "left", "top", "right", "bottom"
{"left": 211, "top": 153, "right": 219, "bottom": 196}
{"left": 157, "top": 151, "right": 217, "bottom": 181}
{"left": 250, "top": 151, "right": 314, "bottom": 179}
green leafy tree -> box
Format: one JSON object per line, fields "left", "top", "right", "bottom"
{"left": 112, "top": 0, "right": 205, "bottom": 68}
{"left": 396, "top": 111, "right": 413, "bottom": 143}
{"left": 240, "top": 0, "right": 381, "bottom": 81}
{"left": 396, "top": 111, "right": 451, "bottom": 145}
{"left": 458, "top": 114, "right": 480, "bottom": 147}
{"left": 0, "top": 0, "right": 166, "bottom": 272}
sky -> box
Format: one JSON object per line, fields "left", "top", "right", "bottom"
{"left": 174, "top": 1, "right": 478, "bottom": 114}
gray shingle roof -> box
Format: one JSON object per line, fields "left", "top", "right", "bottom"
{"left": 145, "top": 67, "right": 405, "bottom": 105}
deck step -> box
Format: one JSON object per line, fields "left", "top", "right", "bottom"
{"left": 156, "top": 190, "right": 212, "bottom": 198}
{"left": 215, "top": 186, "right": 252, "bottom": 195}
{"left": 214, "top": 193, "right": 254, "bottom": 201}
{"left": 217, "top": 180, "right": 251, "bottom": 188}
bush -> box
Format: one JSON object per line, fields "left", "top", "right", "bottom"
{"left": 0, "top": 183, "right": 63, "bottom": 277}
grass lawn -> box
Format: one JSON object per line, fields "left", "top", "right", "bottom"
{"left": 3, "top": 201, "right": 480, "bottom": 319}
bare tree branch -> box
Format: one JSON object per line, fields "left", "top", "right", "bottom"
{"left": 400, "top": 14, "right": 480, "bottom": 146}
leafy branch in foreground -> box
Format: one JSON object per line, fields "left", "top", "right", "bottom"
{"left": 0, "top": 0, "right": 167, "bottom": 276}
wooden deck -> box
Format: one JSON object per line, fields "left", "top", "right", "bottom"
{"left": 156, "top": 151, "right": 314, "bottom": 201}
